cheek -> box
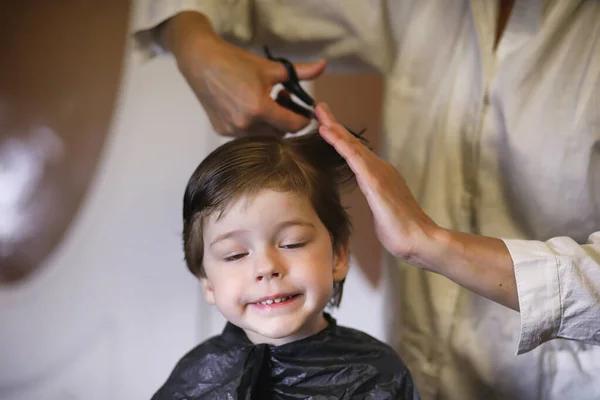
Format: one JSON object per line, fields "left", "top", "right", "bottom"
{"left": 212, "top": 280, "right": 247, "bottom": 312}
{"left": 205, "top": 265, "right": 245, "bottom": 298}
{"left": 289, "top": 247, "right": 336, "bottom": 284}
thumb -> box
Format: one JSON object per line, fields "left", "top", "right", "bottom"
{"left": 268, "top": 59, "right": 327, "bottom": 84}
{"left": 294, "top": 59, "right": 327, "bottom": 80}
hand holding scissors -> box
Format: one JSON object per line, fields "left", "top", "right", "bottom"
{"left": 161, "top": 12, "right": 328, "bottom": 137}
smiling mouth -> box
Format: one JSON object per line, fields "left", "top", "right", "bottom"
{"left": 252, "top": 294, "right": 301, "bottom": 306}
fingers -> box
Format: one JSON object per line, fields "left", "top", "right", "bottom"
{"left": 274, "top": 90, "right": 315, "bottom": 119}
{"left": 294, "top": 60, "right": 328, "bottom": 80}
{"left": 260, "top": 97, "right": 312, "bottom": 133}
{"left": 316, "top": 102, "right": 375, "bottom": 178}
{"left": 314, "top": 102, "right": 338, "bottom": 128}
{"left": 269, "top": 59, "right": 327, "bottom": 84}
{"left": 319, "top": 125, "right": 372, "bottom": 183}
{"left": 316, "top": 103, "right": 363, "bottom": 147}
{"left": 259, "top": 60, "right": 326, "bottom": 132}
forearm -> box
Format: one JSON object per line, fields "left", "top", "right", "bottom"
{"left": 156, "top": 12, "right": 219, "bottom": 70}
{"left": 414, "top": 227, "right": 519, "bottom": 311}
{"left": 409, "top": 225, "right": 600, "bottom": 353}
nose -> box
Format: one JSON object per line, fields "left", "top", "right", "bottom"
{"left": 254, "top": 249, "right": 284, "bottom": 282}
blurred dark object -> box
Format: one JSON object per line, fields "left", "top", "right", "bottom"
{"left": 0, "top": 2, "right": 130, "bottom": 283}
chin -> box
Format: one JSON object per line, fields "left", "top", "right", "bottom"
{"left": 261, "top": 323, "right": 302, "bottom": 340}
{"left": 250, "top": 319, "right": 308, "bottom": 344}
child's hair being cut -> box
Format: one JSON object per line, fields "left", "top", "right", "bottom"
{"left": 182, "top": 130, "right": 357, "bottom": 307}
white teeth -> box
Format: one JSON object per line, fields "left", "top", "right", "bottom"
{"left": 260, "top": 296, "right": 292, "bottom": 305}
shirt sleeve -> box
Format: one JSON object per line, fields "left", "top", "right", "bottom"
{"left": 503, "top": 231, "right": 600, "bottom": 354}
{"left": 129, "top": 0, "right": 398, "bottom": 73}
{"left": 130, "top": 0, "right": 236, "bottom": 59}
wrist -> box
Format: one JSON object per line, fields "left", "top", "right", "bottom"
{"left": 410, "top": 226, "right": 518, "bottom": 309}
{"left": 401, "top": 223, "right": 450, "bottom": 274}
{"left": 425, "top": 227, "right": 459, "bottom": 274}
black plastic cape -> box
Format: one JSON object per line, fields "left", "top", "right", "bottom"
{"left": 152, "top": 314, "right": 420, "bottom": 399}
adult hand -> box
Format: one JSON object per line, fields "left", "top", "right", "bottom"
{"left": 161, "top": 12, "right": 327, "bottom": 137}
{"left": 315, "top": 103, "right": 438, "bottom": 267}
{"left": 317, "top": 102, "right": 519, "bottom": 310}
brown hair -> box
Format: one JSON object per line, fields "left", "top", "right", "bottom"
{"left": 182, "top": 131, "right": 357, "bottom": 307}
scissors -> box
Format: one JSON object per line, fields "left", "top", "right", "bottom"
{"left": 264, "top": 46, "right": 367, "bottom": 140}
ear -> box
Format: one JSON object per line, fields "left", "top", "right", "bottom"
{"left": 200, "top": 277, "right": 216, "bottom": 305}
{"left": 332, "top": 243, "right": 350, "bottom": 282}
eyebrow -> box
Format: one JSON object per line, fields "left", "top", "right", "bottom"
{"left": 209, "top": 230, "right": 249, "bottom": 247}
{"left": 208, "top": 220, "right": 315, "bottom": 247}
{"left": 274, "top": 219, "right": 315, "bottom": 232}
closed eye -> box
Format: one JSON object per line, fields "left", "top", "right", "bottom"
{"left": 224, "top": 253, "right": 248, "bottom": 262}
{"left": 280, "top": 242, "right": 306, "bottom": 249}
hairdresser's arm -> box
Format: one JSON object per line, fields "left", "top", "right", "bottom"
{"left": 131, "top": 2, "right": 398, "bottom": 136}
{"left": 316, "top": 103, "right": 519, "bottom": 310}
{"left": 154, "top": 11, "right": 327, "bottom": 136}
{"left": 132, "top": 1, "right": 394, "bottom": 68}
{"left": 316, "top": 102, "right": 600, "bottom": 354}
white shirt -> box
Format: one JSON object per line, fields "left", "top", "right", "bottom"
{"left": 133, "top": 1, "right": 600, "bottom": 399}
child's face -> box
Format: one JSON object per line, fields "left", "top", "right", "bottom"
{"left": 200, "top": 189, "right": 349, "bottom": 345}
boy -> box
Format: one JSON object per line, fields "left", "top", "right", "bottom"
{"left": 152, "top": 131, "right": 420, "bottom": 399}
